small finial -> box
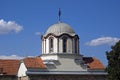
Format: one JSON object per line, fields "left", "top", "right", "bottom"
{"left": 58, "top": 8, "right": 61, "bottom": 22}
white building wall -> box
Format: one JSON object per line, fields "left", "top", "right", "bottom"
{"left": 43, "top": 36, "right": 58, "bottom": 54}
{"left": 46, "top": 39, "right": 49, "bottom": 54}
{"left": 43, "top": 40, "right": 46, "bottom": 54}
{"left": 42, "top": 39, "right": 44, "bottom": 54}
{"left": 41, "top": 55, "right": 58, "bottom": 61}
{"left": 42, "top": 35, "right": 79, "bottom": 54}
{"left": 72, "top": 38, "right": 79, "bottom": 54}
{"left": 59, "top": 38, "right": 63, "bottom": 53}
{"left": 67, "top": 38, "right": 73, "bottom": 53}
{"left": 54, "top": 38, "right": 58, "bottom": 53}
{"left": 17, "top": 61, "right": 27, "bottom": 77}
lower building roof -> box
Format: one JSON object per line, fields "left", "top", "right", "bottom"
{"left": 26, "top": 70, "right": 107, "bottom": 75}
{"left": 23, "top": 57, "right": 46, "bottom": 69}
{"left": 83, "top": 57, "right": 105, "bottom": 70}
{"left": 0, "top": 60, "right": 20, "bottom": 76}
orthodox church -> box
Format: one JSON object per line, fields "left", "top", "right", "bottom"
{"left": 0, "top": 11, "right": 107, "bottom": 80}
{"left": 26, "top": 11, "right": 107, "bottom": 80}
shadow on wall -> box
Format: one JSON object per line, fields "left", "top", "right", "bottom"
{"left": 45, "top": 60, "right": 61, "bottom": 69}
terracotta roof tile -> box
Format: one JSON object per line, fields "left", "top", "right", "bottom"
{"left": 24, "top": 57, "right": 46, "bottom": 69}
{"left": 83, "top": 57, "right": 105, "bottom": 70}
{"left": 0, "top": 60, "right": 20, "bottom": 75}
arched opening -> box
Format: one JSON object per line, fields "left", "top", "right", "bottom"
{"left": 49, "top": 38, "right": 54, "bottom": 53}
{"left": 63, "top": 37, "right": 67, "bottom": 53}
{"left": 75, "top": 38, "right": 78, "bottom": 53}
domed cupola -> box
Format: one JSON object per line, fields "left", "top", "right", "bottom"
{"left": 41, "top": 10, "right": 79, "bottom": 55}
{"left": 41, "top": 21, "right": 79, "bottom": 55}
{"left": 45, "top": 22, "right": 75, "bottom": 36}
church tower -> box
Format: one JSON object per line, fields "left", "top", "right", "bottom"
{"left": 41, "top": 9, "right": 79, "bottom": 55}
{"left": 40, "top": 10, "right": 87, "bottom": 71}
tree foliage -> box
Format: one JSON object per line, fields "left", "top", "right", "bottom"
{"left": 106, "top": 40, "right": 120, "bottom": 80}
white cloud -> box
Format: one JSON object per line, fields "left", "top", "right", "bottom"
{"left": 86, "top": 37, "right": 120, "bottom": 46}
{"left": 0, "top": 19, "right": 23, "bottom": 35}
{"left": 0, "top": 55, "right": 24, "bottom": 60}
{"left": 35, "top": 32, "right": 44, "bottom": 36}
{"left": 35, "top": 32, "right": 41, "bottom": 36}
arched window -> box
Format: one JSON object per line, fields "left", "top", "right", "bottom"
{"left": 49, "top": 38, "right": 53, "bottom": 52}
{"left": 75, "top": 38, "right": 78, "bottom": 53}
{"left": 63, "top": 37, "right": 67, "bottom": 53}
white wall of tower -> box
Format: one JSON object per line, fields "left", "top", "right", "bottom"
{"left": 42, "top": 35, "right": 79, "bottom": 54}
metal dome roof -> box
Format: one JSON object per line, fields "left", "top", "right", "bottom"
{"left": 45, "top": 22, "right": 75, "bottom": 36}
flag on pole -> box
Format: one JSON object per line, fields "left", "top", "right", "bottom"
{"left": 59, "top": 8, "right": 61, "bottom": 17}
{"left": 58, "top": 8, "right": 61, "bottom": 21}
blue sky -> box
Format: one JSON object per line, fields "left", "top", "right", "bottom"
{"left": 0, "top": 0, "right": 120, "bottom": 66}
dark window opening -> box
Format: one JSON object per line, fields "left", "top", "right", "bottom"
{"left": 75, "top": 38, "right": 78, "bottom": 53}
{"left": 49, "top": 38, "right": 53, "bottom": 52}
{"left": 63, "top": 37, "right": 67, "bottom": 53}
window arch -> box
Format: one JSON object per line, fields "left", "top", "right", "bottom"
{"left": 62, "top": 37, "right": 67, "bottom": 53}
{"left": 49, "top": 38, "right": 54, "bottom": 52}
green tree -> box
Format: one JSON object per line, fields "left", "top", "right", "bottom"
{"left": 106, "top": 40, "right": 120, "bottom": 80}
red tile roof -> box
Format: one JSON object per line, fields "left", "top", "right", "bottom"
{"left": 24, "top": 57, "right": 46, "bottom": 69}
{"left": 83, "top": 57, "right": 105, "bottom": 70}
{"left": 0, "top": 60, "right": 20, "bottom": 76}
{"left": 0, "top": 57, "right": 46, "bottom": 76}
